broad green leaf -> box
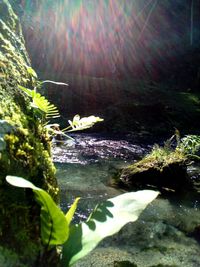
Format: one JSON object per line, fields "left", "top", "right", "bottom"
{"left": 6, "top": 176, "right": 69, "bottom": 246}
{"left": 33, "top": 190, "right": 69, "bottom": 246}
{"left": 62, "top": 190, "right": 159, "bottom": 266}
{"left": 6, "top": 175, "right": 38, "bottom": 189}
{"left": 66, "top": 198, "right": 80, "bottom": 226}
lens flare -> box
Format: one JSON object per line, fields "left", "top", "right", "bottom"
{"left": 22, "top": 0, "right": 192, "bottom": 79}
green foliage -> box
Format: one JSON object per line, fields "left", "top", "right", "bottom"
{"left": 44, "top": 114, "right": 104, "bottom": 140}
{"left": 150, "top": 144, "right": 171, "bottom": 160}
{"left": 178, "top": 135, "right": 200, "bottom": 160}
{"left": 150, "top": 132, "right": 200, "bottom": 164}
{"left": 164, "top": 132, "right": 200, "bottom": 160}
{"left": 134, "top": 133, "right": 200, "bottom": 177}
{"left": 62, "top": 114, "right": 104, "bottom": 133}
{"left": 26, "top": 66, "right": 37, "bottom": 79}
{"left": 65, "top": 197, "right": 80, "bottom": 225}
{"left": 19, "top": 82, "right": 103, "bottom": 138}
{"left": 6, "top": 176, "right": 77, "bottom": 247}
{"left": 0, "top": 246, "right": 27, "bottom": 267}
{"left": 139, "top": 143, "right": 185, "bottom": 171}
{"left": 6, "top": 175, "right": 159, "bottom": 266}
{"left": 0, "top": 2, "right": 61, "bottom": 264}
{"left": 18, "top": 85, "right": 60, "bottom": 120}
{"left": 164, "top": 129, "right": 181, "bottom": 149}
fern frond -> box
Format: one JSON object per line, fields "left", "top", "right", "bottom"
{"left": 18, "top": 85, "right": 60, "bottom": 119}
{"left": 64, "top": 115, "right": 104, "bottom": 132}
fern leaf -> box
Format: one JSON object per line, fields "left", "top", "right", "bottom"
{"left": 19, "top": 85, "right": 60, "bottom": 119}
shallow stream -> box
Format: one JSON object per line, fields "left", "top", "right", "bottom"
{"left": 53, "top": 134, "right": 200, "bottom": 267}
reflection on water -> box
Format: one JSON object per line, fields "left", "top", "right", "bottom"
{"left": 53, "top": 134, "right": 146, "bottom": 164}
{"left": 54, "top": 134, "right": 146, "bottom": 220}
{"left": 53, "top": 134, "right": 200, "bottom": 267}
{"left": 55, "top": 161, "right": 124, "bottom": 221}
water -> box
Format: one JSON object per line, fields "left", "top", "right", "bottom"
{"left": 53, "top": 134, "right": 200, "bottom": 267}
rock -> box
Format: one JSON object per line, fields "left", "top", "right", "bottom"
{"left": 73, "top": 247, "right": 136, "bottom": 267}
{"left": 113, "top": 146, "right": 191, "bottom": 192}
{"left": 149, "top": 265, "right": 178, "bottom": 267}
{"left": 114, "top": 261, "right": 137, "bottom": 267}
{"left": 0, "top": 0, "right": 59, "bottom": 265}
{"left": 189, "top": 225, "right": 200, "bottom": 243}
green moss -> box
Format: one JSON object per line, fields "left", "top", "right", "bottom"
{"left": 127, "top": 145, "right": 186, "bottom": 175}
{"left": 0, "top": 1, "right": 59, "bottom": 265}
{"left": 0, "top": 0, "right": 18, "bottom": 31}
{"left": 113, "top": 142, "right": 189, "bottom": 192}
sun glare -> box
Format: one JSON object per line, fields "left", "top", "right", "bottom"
{"left": 22, "top": 0, "right": 170, "bottom": 77}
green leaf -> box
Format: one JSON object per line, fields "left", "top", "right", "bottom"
{"left": 26, "top": 66, "right": 38, "bottom": 78}
{"left": 62, "top": 190, "right": 159, "bottom": 266}
{"left": 32, "top": 92, "right": 60, "bottom": 118}
{"left": 18, "top": 85, "right": 34, "bottom": 98}
{"left": 6, "top": 176, "right": 69, "bottom": 246}
{"left": 19, "top": 85, "right": 60, "bottom": 119}
{"left": 66, "top": 197, "right": 80, "bottom": 226}
{"left": 66, "top": 115, "right": 104, "bottom": 132}
{"left": 6, "top": 175, "right": 38, "bottom": 189}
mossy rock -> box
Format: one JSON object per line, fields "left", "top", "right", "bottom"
{"left": 113, "top": 146, "right": 191, "bottom": 193}
{"left": 149, "top": 265, "right": 179, "bottom": 267}
{"left": 0, "top": 0, "right": 59, "bottom": 265}
{"left": 114, "top": 261, "right": 137, "bottom": 267}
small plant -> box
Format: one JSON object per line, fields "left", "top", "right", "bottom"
{"left": 6, "top": 176, "right": 159, "bottom": 267}
{"left": 177, "top": 135, "right": 200, "bottom": 160}
{"left": 18, "top": 74, "right": 68, "bottom": 122}
{"left": 18, "top": 75, "right": 103, "bottom": 139}
{"left": 19, "top": 85, "right": 60, "bottom": 120}
{"left": 150, "top": 144, "right": 171, "bottom": 160}
{"left": 62, "top": 114, "right": 103, "bottom": 132}
{"left": 145, "top": 133, "right": 200, "bottom": 170}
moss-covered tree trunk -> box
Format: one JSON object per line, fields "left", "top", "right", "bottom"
{"left": 0, "top": 1, "right": 59, "bottom": 265}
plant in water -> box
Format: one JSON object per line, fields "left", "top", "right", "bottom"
{"left": 6, "top": 176, "right": 159, "bottom": 266}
